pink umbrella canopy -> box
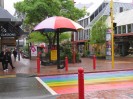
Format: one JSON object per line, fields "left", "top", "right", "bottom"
{"left": 34, "top": 16, "right": 83, "bottom": 32}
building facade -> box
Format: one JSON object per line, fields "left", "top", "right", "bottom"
{"left": 113, "top": 9, "right": 133, "bottom": 56}
{"left": 0, "top": 0, "right": 4, "bottom": 8}
{"left": 76, "top": 1, "right": 133, "bottom": 56}
{"left": 0, "top": 1, "right": 24, "bottom": 50}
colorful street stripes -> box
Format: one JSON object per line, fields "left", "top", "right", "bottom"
{"left": 38, "top": 70, "right": 133, "bottom": 94}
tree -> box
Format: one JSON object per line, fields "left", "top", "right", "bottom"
{"left": 28, "top": 32, "right": 71, "bottom": 46}
{"left": 14, "top": 0, "right": 86, "bottom": 48}
{"left": 14, "top": 0, "right": 85, "bottom": 24}
{"left": 90, "top": 16, "right": 107, "bottom": 56}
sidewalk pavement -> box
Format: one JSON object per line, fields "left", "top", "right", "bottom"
{"left": 0, "top": 56, "right": 133, "bottom": 99}
{"left": 1, "top": 55, "right": 133, "bottom": 76}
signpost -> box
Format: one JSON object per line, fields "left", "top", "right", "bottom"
{"left": 31, "top": 45, "right": 37, "bottom": 56}
{"left": 51, "top": 50, "right": 57, "bottom": 61}
{"left": 110, "top": 0, "right": 115, "bottom": 69}
{"left": 51, "top": 46, "right": 57, "bottom": 61}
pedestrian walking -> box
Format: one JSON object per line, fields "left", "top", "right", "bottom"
{"left": 0, "top": 49, "right": 8, "bottom": 72}
{"left": 6, "top": 48, "right": 15, "bottom": 69}
{"left": 13, "top": 48, "right": 17, "bottom": 61}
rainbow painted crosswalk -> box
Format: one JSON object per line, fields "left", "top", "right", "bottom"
{"left": 38, "top": 70, "right": 133, "bottom": 94}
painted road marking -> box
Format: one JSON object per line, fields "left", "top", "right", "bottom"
{"left": 106, "top": 61, "right": 133, "bottom": 63}
{"left": 35, "top": 77, "right": 57, "bottom": 95}
{"left": 0, "top": 75, "right": 16, "bottom": 78}
{"left": 39, "top": 70, "right": 133, "bottom": 94}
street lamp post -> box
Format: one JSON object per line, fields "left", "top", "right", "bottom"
{"left": 110, "top": 0, "right": 115, "bottom": 69}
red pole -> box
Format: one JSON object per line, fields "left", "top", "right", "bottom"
{"left": 65, "top": 56, "right": 68, "bottom": 71}
{"left": 37, "top": 57, "right": 40, "bottom": 73}
{"left": 78, "top": 68, "right": 84, "bottom": 99}
{"left": 93, "top": 55, "right": 96, "bottom": 70}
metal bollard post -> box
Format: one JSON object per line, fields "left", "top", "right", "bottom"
{"left": 37, "top": 57, "right": 40, "bottom": 73}
{"left": 78, "top": 68, "right": 84, "bottom": 99}
{"left": 93, "top": 55, "right": 96, "bottom": 70}
{"left": 65, "top": 56, "right": 68, "bottom": 71}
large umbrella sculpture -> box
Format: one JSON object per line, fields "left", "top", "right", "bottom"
{"left": 34, "top": 16, "right": 83, "bottom": 69}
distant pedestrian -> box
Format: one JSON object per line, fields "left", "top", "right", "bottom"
{"left": 6, "top": 48, "right": 15, "bottom": 69}
{"left": 13, "top": 48, "right": 17, "bottom": 61}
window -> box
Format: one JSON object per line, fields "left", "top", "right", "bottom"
{"left": 84, "top": 18, "right": 88, "bottom": 27}
{"left": 120, "top": 7, "right": 123, "bottom": 13}
{"left": 118, "top": 26, "right": 121, "bottom": 34}
{"left": 131, "top": 24, "right": 133, "bottom": 32}
{"left": 79, "top": 20, "right": 83, "bottom": 27}
{"left": 84, "top": 30, "right": 89, "bottom": 40}
{"left": 103, "top": 3, "right": 106, "bottom": 8}
{"left": 90, "top": 14, "right": 94, "bottom": 22}
{"left": 95, "top": 9, "right": 98, "bottom": 17}
{"left": 79, "top": 30, "right": 83, "bottom": 40}
{"left": 114, "top": 27, "right": 117, "bottom": 34}
{"left": 127, "top": 24, "right": 131, "bottom": 33}
{"left": 122, "top": 25, "right": 126, "bottom": 33}
{"left": 99, "top": 5, "right": 102, "bottom": 12}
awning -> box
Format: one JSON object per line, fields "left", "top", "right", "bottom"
{"left": 114, "top": 33, "right": 133, "bottom": 37}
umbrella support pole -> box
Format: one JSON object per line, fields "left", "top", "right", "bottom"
{"left": 57, "top": 31, "right": 60, "bottom": 69}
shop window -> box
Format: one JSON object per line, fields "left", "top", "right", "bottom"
{"left": 114, "top": 27, "right": 117, "bottom": 34}
{"left": 118, "top": 26, "right": 121, "bottom": 34}
{"left": 127, "top": 24, "right": 131, "bottom": 33}
{"left": 122, "top": 25, "right": 126, "bottom": 33}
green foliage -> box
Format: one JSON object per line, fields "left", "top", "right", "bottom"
{"left": 60, "top": 32, "right": 71, "bottom": 42}
{"left": 90, "top": 16, "right": 107, "bottom": 56}
{"left": 23, "top": 44, "right": 28, "bottom": 52}
{"left": 28, "top": 31, "right": 48, "bottom": 43}
{"left": 14, "top": 0, "right": 85, "bottom": 52}
{"left": 60, "top": 41, "right": 72, "bottom": 61}
{"left": 83, "top": 50, "right": 90, "bottom": 57}
{"left": 14, "top": 0, "right": 85, "bottom": 61}
{"left": 28, "top": 31, "right": 71, "bottom": 47}
{"left": 76, "top": 52, "right": 81, "bottom": 62}
{"left": 14, "top": 0, "right": 86, "bottom": 25}
{"left": 90, "top": 16, "right": 107, "bottom": 45}
{"left": 60, "top": 41, "right": 81, "bottom": 62}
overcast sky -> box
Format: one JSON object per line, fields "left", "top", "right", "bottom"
{"left": 4, "top": 0, "right": 133, "bottom": 15}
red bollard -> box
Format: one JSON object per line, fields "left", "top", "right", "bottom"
{"left": 78, "top": 68, "right": 84, "bottom": 99}
{"left": 37, "top": 57, "right": 40, "bottom": 73}
{"left": 65, "top": 56, "right": 68, "bottom": 71}
{"left": 93, "top": 55, "right": 96, "bottom": 70}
